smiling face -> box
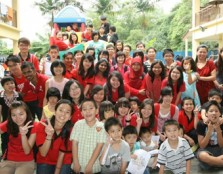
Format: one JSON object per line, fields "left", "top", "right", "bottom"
{"left": 64, "top": 54, "right": 74, "bottom": 67}
{"left": 98, "top": 61, "right": 108, "bottom": 73}
{"left": 22, "top": 67, "right": 36, "bottom": 81}
{"left": 206, "top": 104, "right": 221, "bottom": 124}
{"left": 83, "top": 58, "right": 93, "bottom": 71}
{"left": 108, "top": 125, "right": 122, "bottom": 142}
{"left": 197, "top": 47, "right": 208, "bottom": 61}
{"left": 81, "top": 101, "right": 97, "bottom": 124}
{"left": 182, "top": 99, "right": 194, "bottom": 113}
{"left": 132, "top": 62, "right": 141, "bottom": 72}
{"left": 93, "top": 89, "right": 105, "bottom": 104}
{"left": 69, "top": 82, "right": 81, "bottom": 101}
{"left": 141, "top": 104, "right": 153, "bottom": 119}
{"left": 3, "top": 80, "right": 15, "bottom": 92}
{"left": 152, "top": 63, "right": 162, "bottom": 76}
{"left": 124, "top": 134, "right": 138, "bottom": 148}
{"left": 55, "top": 103, "right": 72, "bottom": 125}
{"left": 118, "top": 106, "right": 129, "bottom": 116}
{"left": 110, "top": 76, "right": 120, "bottom": 89}
{"left": 170, "top": 68, "right": 181, "bottom": 82}
{"left": 147, "top": 49, "right": 156, "bottom": 61}
{"left": 18, "top": 43, "right": 30, "bottom": 54}
{"left": 141, "top": 132, "right": 152, "bottom": 145}
{"left": 162, "top": 95, "right": 173, "bottom": 105}
{"left": 164, "top": 124, "right": 179, "bottom": 141}
{"left": 11, "top": 107, "right": 27, "bottom": 127}
{"left": 164, "top": 53, "right": 174, "bottom": 65}
{"left": 53, "top": 65, "right": 64, "bottom": 76}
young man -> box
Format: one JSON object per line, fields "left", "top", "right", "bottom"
{"left": 17, "top": 37, "right": 40, "bottom": 72}
{"left": 21, "top": 61, "right": 48, "bottom": 120}
{"left": 158, "top": 119, "right": 194, "bottom": 174}
{"left": 100, "top": 15, "right": 110, "bottom": 35}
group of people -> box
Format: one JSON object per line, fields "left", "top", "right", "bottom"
{"left": 0, "top": 25, "right": 223, "bottom": 174}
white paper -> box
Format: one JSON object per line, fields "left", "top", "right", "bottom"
{"left": 127, "top": 149, "right": 159, "bottom": 174}
{"left": 151, "top": 135, "right": 160, "bottom": 145}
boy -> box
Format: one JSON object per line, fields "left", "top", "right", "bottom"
{"left": 40, "top": 45, "right": 59, "bottom": 77}
{"left": 157, "top": 119, "right": 194, "bottom": 174}
{"left": 70, "top": 99, "right": 106, "bottom": 174}
{"left": 100, "top": 117, "right": 130, "bottom": 174}
{"left": 201, "top": 88, "right": 223, "bottom": 122}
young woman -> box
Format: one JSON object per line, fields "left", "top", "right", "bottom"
{"left": 68, "top": 32, "right": 79, "bottom": 48}
{"left": 62, "top": 80, "right": 85, "bottom": 124}
{"left": 36, "top": 99, "right": 74, "bottom": 174}
{"left": 0, "top": 101, "right": 36, "bottom": 174}
{"left": 195, "top": 45, "right": 216, "bottom": 105}
{"left": 62, "top": 52, "right": 75, "bottom": 79}
{"left": 90, "top": 85, "right": 106, "bottom": 108}
{"left": 71, "top": 53, "right": 95, "bottom": 97}
{"left": 145, "top": 60, "right": 166, "bottom": 103}
{"left": 94, "top": 58, "right": 110, "bottom": 86}
{"left": 97, "top": 50, "right": 109, "bottom": 62}
{"left": 161, "top": 66, "right": 185, "bottom": 106}
{"left": 214, "top": 47, "right": 223, "bottom": 94}
{"left": 73, "top": 50, "right": 84, "bottom": 70}
{"left": 115, "top": 40, "right": 124, "bottom": 53}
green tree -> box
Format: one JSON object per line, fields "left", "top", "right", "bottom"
{"left": 94, "top": 0, "right": 114, "bottom": 15}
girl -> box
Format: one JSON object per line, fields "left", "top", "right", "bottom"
{"left": 99, "top": 100, "right": 115, "bottom": 122}
{"left": 124, "top": 56, "right": 146, "bottom": 102}
{"left": 71, "top": 53, "right": 95, "bottom": 97}
{"left": 214, "top": 47, "right": 223, "bottom": 95}
{"left": 115, "top": 97, "right": 138, "bottom": 128}
{"left": 68, "top": 32, "right": 79, "bottom": 48}
{"left": 43, "top": 60, "right": 68, "bottom": 106}
{"left": 155, "top": 87, "right": 179, "bottom": 141}
{"left": 178, "top": 97, "right": 200, "bottom": 146}
{"left": 90, "top": 85, "right": 106, "bottom": 108}
{"left": 63, "top": 52, "right": 75, "bottom": 79}
{"left": 97, "top": 50, "right": 109, "bottom": 62}
{"left": 137, "top": 99, "right": 157, "bottom": 134}
{"left": 62, "top": 79, "right": 85, "bottom": 124}
{"left": 41, "top": 87, "right": 61, "bottom": 120}
{"left": 129, "top": 96, "right": 140, "bottom": 117}
{"left": 197, "top": 100, "right": 223, "bottom": 170}
{"left": 161, "top": 66, "right": 185, "bottom": 106}
{"left": 36, "top": 99, "right": 74, "bottom": 174}
{"left": 145, "top": 60, "right": 166, "bottom": 103}
{"left": 94, "top": 58, "right": 110, "bottom": 86}
{"left": 0, "top": 76, "right": 22, "bottom": 156}
{"left": 110, "top": 51, "right": 129, "bottom": 77}
{"left": 144, "top": 47, "right": 157, "bottom": 72}
{"left": 181, "top": 56, "right": 201, "bottom": 107}
{"left": 195, "top": 45, "right": 216, "bottom": 105}
{"left": 105, "top": 71, "right": 130, "bottom": 104}
{"left": 115, "top": 40, "right": 124, "bottom": 53}
{"left": 73, "top": 50, "right": 84, "bottom": 70}
{"left": 86, "top": 46, "right": 96, "bottom": 63}
{"left": 0, "top": 101, "right": 36, "bottom": 174}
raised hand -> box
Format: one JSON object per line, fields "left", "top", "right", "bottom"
{"left": 40, "top": 118, "right": 54, "bottom": 137}
{"left": 126, "top": 110, "right": 134, "bottom": 121}
{"left": 19, "top": 121, "right": 33, "bottom": 136}
{"left": 193, "top": 105, "right": 200, "bottom": 116}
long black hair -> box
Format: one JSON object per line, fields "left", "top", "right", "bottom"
{"left": 78, "top": 53, "right": 95, "bottom": 79}
{"left": 149, "top": 60, "right": 166, "bottom": 82}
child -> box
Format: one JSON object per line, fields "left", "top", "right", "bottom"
{"left": 178, "top": 97, "right": 200, "bottom": 147}
{"left": 62, "top": 79, "right": 85, "bottom": 124}
{"left": 71, "top": 53, "right": 95, "bottom": 97}
{"left": 115, "top": 97, "right": 138, "bottom": 128}
{"left": 157, "top": 119, "right": 194, "bottom": 174}
{"left": 43, "top": 60, "right": 68, "bottom": 106}
{"left": 137, "top": 99, "right": 157, "bottom": 134}
{"left": 90, "top": 85, "right": 106, "bottom": 108}
{"left": 139, "top": 127, "right": 158, "bottom": 170}
{"left": 94, "top": 58, "right": 110, "bottom": 87}
{"left": 0, "top": 101, "right": 36, "bottom": 174}
{"left": 145, "top": 60, "right": 166, "bottom": 103}
{"left": 41, "top": 87, "right": 61, "bottom": 120}
{"left": 110, "top": 51, "right": 129, "bottom": 77}
{"left": 0, "top": 76, "right": 22, "bottom": 156}
{"left": 155, "top": 87, "right": 179, "bottom": 141}
{"left": 201, "top": 88, "right": 223, "bottom": 123}
{"left": 129, "top": 96, "right": 140, "bottom": 117}
{"left": 197, "top": 101, "right": 223, "bottom": 170}
{"left": 181, "top": 56, "right": 201, "bottom": 107}
{"left": 70, "top": 99, "right": 107, "bottom": 174}
{"left": 99, "top": 100, "right": 115, "bottom": 122}
{"left": 100, "top": 117, "right": 130, "bottom": 174}
{"left": 105, "top": 71, "right": 130, "bottom": 104}
{"left": 161, "top": 66, "right": 186, "bottom": 106}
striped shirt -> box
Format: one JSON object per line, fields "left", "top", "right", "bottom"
{"left": 157, "top": 137, "right": 194, "bottom": 174}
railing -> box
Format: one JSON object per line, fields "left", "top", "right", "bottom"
{"left": 0, "top": 2, "right": 17, "bottom": 28}
{"left": 195, "top": 4, "right": 223, "bottom": 26}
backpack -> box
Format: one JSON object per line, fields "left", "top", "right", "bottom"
{"left": 154, "top": 103, "right": 176, "bottom": 118}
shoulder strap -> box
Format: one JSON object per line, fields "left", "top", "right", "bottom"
{"left": 170, "top": 104, "right": 176, "bottom": 118}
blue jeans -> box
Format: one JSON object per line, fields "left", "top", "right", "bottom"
{"left": 144, "top": 167, "right": 150, "bottom": 174}
{"left": 61, "top": 164, "right": 72, "bottom": 174}
{"left": 37, "top": 163, "right": 55, "bottom": 174}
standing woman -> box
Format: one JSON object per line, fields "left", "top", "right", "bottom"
{"left": 145, "top": 60, "right": 166, "bottom": 103}
{"left": 214, "top": 47, "right": 223, "bottom": 92}
{"left": 196, "top": 45, "right": 216, "bottom": 104}
{"left": 0, "top": 101, "right": 36, "bottom": 174}
{"left": 36, "top": 99, "right": 74, "bottom": 174}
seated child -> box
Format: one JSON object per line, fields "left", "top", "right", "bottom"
{"left": 129, "top": 96, "right": 140, "bottom": 117}
{"left": 99, "top": 100, "right": 115, "bottom": 122}
{"left": 41, "top": 87, "right": 61, "bottom": 120}
{"left": 197, "top": 101, "right": 223, "bottom": 170}
{"left": 100, "top": 117, "right": 131, "bottom": 174}
{"left": 157, "top": 119, "right": 194, "bottom": 174}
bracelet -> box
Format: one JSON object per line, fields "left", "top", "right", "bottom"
{"left": 46, "top": 138, "right": 52, "bottom": 141}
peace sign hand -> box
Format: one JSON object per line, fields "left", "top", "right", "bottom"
{"left": 19, "top": 121, "right": 33, "bottom": 136}
{"left": 40, "top": 118, "right": 54, "bottom": 137}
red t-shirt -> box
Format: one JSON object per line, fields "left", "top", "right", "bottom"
{"left": 13, "top": 75, "right": 38, "bottom": 102}
{"left": 35, "top": 73, "right": 48, "bottom": 107}
{"left": 81, "top": 31, "right": 92, "bottom": 41}
{"left": 19, "top": 53, "right": 40, "bottom": 72}
{"left": 94, "top": 74, "right": 107, "bottom": 87}
{"left": 59, "top": 133, "right": 72, "bottom": 164}
{"left": 161, "top": 78, "right": 186, "bottom": 105}
{"left": 118, "top": 114, "right": 137, "bottom": 127}
{"left": 141, "top": 119, "right": 157, "bottom": 133}
{"left": 71, "top": 69, "right": 94, "bottom": 88}
{"left": 64, "top": 65, "right": 75, "bottom": 79}
{"left": 0, "top": 121, "right": 37, "bottom": 161}
{"left": 71, "top": 104, "right": 84, "bottom": 124}
{"left": 111, "top": 84, "right": 130, "bottom": 103}
{"left": 125, "top": 56, "right": 132, "bottom": 66}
